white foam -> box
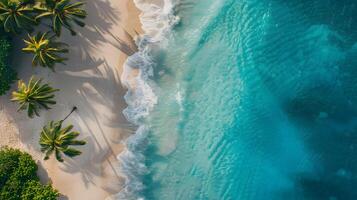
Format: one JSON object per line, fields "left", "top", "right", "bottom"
{"left": 109, "top": 0, "right": 180, "bottom": 199}
{"left": 175, "top": 83, "right": 185, "bottom": 112}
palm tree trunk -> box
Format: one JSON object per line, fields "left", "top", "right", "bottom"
{"left": 62, "top": 106, "right": 77, "bottom": 122}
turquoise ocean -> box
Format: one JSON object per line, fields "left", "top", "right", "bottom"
{"left": 117, "top": 0, "right": 357, "bottom": 199}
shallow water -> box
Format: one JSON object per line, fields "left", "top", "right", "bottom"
{"left": 121, "top": 0, "right": 357, "bottom": 199}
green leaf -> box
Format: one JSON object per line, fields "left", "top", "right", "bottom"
{"left": 22, "top": 32, "right": 68, "bottom": 70}
{"left": 39, "top": 119, "right": 86, "bottom": 163}
{"left": 62, "top": 148, "right": 81, "bottom": 157}
{"left": 11, "top": 76, "right": 59, "bottom": 118}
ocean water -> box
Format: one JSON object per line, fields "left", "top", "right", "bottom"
{"left": 118, "top": 0, "right": 357, "bottom": 200}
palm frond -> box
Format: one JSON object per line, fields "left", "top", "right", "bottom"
{"left": 11, "top": 76, "right": 59, "bottom": 118}
{"left": 34, "top": 0, "right": 86, "bottom": 36}
{"left": 0, "top": 0, "right": 36, "bottom": 33}
{"left": 40, "top": 119, "right": 85, "bottom": 162}
{"left": 22, "top": 32, "right": 68, "bottom": 70}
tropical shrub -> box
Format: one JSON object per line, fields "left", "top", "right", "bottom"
{"left": 21, "top": 180, "right": 59, "bottom": 200}
{"left": 0, "top": 148, "right": 58, "bottom": 200}
{"left": 0, "top": 32, "right": 17, "bottom": 95}
{"left": 11, "top": 76, "right": 59, "bottom": 118}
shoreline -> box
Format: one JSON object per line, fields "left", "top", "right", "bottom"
{"left": 0, "top": 0, "right": 143, "bottom": 199}
{"left": 115, "top": 0, "right": 179, "bottom": 198}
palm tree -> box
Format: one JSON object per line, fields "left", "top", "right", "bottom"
{"left": 35, "top": 0, "right": 86, "bottom": 36}
{"left": 11, "top": 76, "right": 59, "bottom": 118}
{"left": 22, "top": 32, "right": 68, "bottom": 70}
{"left": 0, "top": 0, "right": 37, "bottom": 33}
{"left": 19, "top": 0, "right": 36, "bottom": 6}
{"left": 40, "top": 107, "right": 86, "bottom": 162}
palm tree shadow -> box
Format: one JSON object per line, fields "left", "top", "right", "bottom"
{"left": 2, "top": 55, "right": 133, "bottom": 193}
{"left": 56, "top": 59, "right": 134, "bottom": 132}
{"left": 86, "top": 0, "right": 120, "bottom": 32}
{"left": 1, "top": 0, "right": 139, "bottom": 195}
{"left": 59, "top": 137, "right": 102, "bottom": 188}
{"left": 46, "top": 59, "right": 133, "bottom": 192}
{"left": 55, "top": 0, "right": 122, "bottom": 72}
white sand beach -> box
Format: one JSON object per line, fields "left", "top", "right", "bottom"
{"left": 0, "top": 0, "right": 142, "bottom": 199}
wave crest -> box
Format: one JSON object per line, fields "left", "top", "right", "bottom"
{"left": 109, "top": 0, "right": 180, "bottom": 199}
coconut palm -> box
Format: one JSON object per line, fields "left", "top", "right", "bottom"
{"left": 0, "top": 0, "right": 37, "bottom": 33}
{"left": 19, "top": 0, "right": 36, "bottom": 6}
{"left": 35, "top": 0, "right": 86, "bottom": 36}
{"left": 40, "top": 107, "right": 86, "bottom": 162}
{"left": 22, "top": 32, "right": 68, "bottom": 70}
{"left": 11, "top": 76, "right": 59, "bottom": 118}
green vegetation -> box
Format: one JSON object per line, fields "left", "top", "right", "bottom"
{"left": 35, "top": 0, "right": 87, "bottom": 36}
{"left": 11, "top": 76, "right": 59, "bottom": 118}
{"left": 0, "top": 0, "right": 86, "bottom": 95}
{"left": 0, "top": 0, "right": 88, "bottom": 196}
{"left": 0, "top": 32, "right": 17, "bottom": 95}
{"left": 0, "top": 0, "right": 86, "bottom": 169}
{"left": 21, "top": 181, "right": 58, "bottom": 200}
{"left": 0, "top": 148, "right": 58, "bottom": 200}
{"left": 22, "top": 32, "right": 68, "bottom": 69}
{"left": 0, "top": 0, "right": 37, "bottom": 33}
{"left": 0, "top": 0, "right": 86, "bottom": 36}
{"left": 40, "top": 110, "right": 86, "bottom": 162}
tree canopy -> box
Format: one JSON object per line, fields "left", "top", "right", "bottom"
{"left": 0, "top": 147, "right": 58, "bottom": 200}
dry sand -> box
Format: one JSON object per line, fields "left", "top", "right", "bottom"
{"left": 0, "top": 0, "right": 142, "bottom": 199}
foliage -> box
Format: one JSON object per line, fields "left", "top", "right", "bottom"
{"left": 21, "top": 180, "right": 58, "bottom": 200}
{"left": 35, "top": 0, "right": 86, "bottom": 36}
{"left": 19, "top": 0, "right": 36, "bottom": 6}
{"left": 40, "top": 120, "right": 86, "bottom": 162}
{"left": 11, "top": 76, "right": 59, "bottom": 118}
{"left": 22, "top": 32, "right": 68, "bottom": 70}
{"left": 0, "top": 32, "right": 17, "bottom": 95}
{"left": 0, "top": 147, "right": 58, "bottom": 200}
{"left": 0, "top": 0, "right": 37, "bottom": 33}
{"left": 0, "top": 0, "right": 87, "bottom": 74}
{"left": 0, "top": 147, "right": 37, "bottom": 187}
